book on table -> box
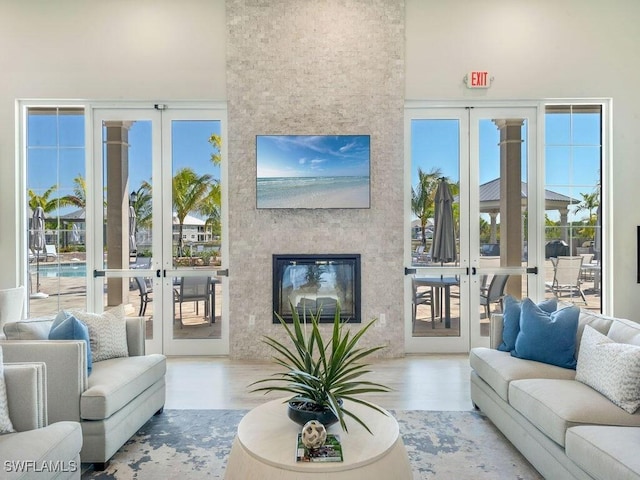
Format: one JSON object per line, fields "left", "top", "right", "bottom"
{"left": 295, "top": 433, "right": 343, "bottom": 462}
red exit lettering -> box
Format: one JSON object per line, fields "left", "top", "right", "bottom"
{"left": 467, "top": 71, "right": 490, "bottom": 88}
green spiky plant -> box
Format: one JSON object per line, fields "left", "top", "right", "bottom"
{"left": 250, "top": 303, "right": 391, "bottom": 434}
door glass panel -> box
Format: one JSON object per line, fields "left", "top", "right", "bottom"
{"left": 544, "top": 105, "right": 602, "bottom": 312}
{"left": 410, "top": 119, "right": 461, "bottom": 338}
{"left": 171, "top": 120, "right": 222, "bottom": 340}
{"left": 477, "top": 117, "right": 529, "bottom": 337}
{"left": 101, "top": 119, "right": 154, "bottom": 339}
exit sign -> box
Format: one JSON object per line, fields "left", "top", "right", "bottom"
{"left": 466, "top": 71, "right": 491, "bottom": 89}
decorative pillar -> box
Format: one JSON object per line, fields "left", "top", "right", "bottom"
{"left": 559, "top": 208, "right": 569, "bottom": 242}
{"left": 489, "top": 211, "right": 498, "bottom": 244}
{"left": 494, "top": 119, "right": 524, "bottom": 298}
{"left": 104, "top": 121, "right": 133, "bottom": 307}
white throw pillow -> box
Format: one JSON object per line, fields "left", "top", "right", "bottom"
{"left": 70, "top": 305, "right": 129, "bottom": 363}
{"left": 576, "top": 325, "right": 640, "bottom": 413}
{"left": 0, "top": 347, "right": 16, "bottom": 433}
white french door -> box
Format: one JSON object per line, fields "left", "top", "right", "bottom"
{"left": 405, "top": 104, "right": 540, "bottom": 353}
{"left": 90, "top": 104, "right": 228, "bottom": 355}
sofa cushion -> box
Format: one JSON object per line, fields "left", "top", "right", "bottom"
{"left": 509, "top": 378, "right": 640, "bottom": 447}
{"left": 80, "top": 353, "right": 166, "bottom": 420}
{"left": 469, "top": 347, "right": 575, "bottom": 402}
{"left": 0, "top": 421, "right": 82, "bottom": 473}
{"left": 0, "top": 347, "right": 15, "bottom": 433}
{"left": 49, "top": 311, "right": 93, "bottom": 375}
{"left": 3, "top": 318, "right": 53, "bottom": 340}
{"left": 498, "top": 296, "right": 557, "bottom": 352}
{"left": 70, "top": 305, "right": 128, "bottom": 362}
{"left": 511, "top": 299, "right": 579, "bottom": 369}
{"left": 576, "top": 311, "right": 615, "bottom": 356}
{"left": 606, "top": 317, "right": 640, "bottom": 346}
{"left": 566, "top": 425, "right": 640, "bottom": 480}
{"left": 576, "top": 325, "right": 640, "bottom": 414}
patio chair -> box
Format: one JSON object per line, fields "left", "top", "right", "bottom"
{"left": 134, "top": 277, "right": 153, "bottom": 317}
{"left": 44, "top": 244, "right": 58, "bottom": 262}
{"left": 546, "top": 255, "right": 586, "bottom": 303}
{"left": 412, "top": 245, "right": 430, "bottom": 265}
{"left": 479, "top": 274, "right": 509, "bottom": 319}
{"left": 412, "top": 278, "right": 434, "bottom": 329}
{"left": 173, "top": 276, "right": 211, "bottom": 328}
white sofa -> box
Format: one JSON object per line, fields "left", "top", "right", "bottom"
{"left": 1, "top": 316, "right": 166, "bottom": 470}
{"left": 0, "top": 362, "right": 82, "bottom": 479}
{"left": 470, "top": 310, "right": 640, "bottom": 480}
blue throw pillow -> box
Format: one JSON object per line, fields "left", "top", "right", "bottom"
{"left": 49, "top": 311, "right": 93, "bottom": 375}
{"left": 511, "top": 298, "right": 579, "bottom": 369}
{"left": 498, "top": 296, "right": 557, "bottom": 352}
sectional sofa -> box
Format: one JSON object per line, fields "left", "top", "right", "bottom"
{"left": 1, "top": 315, "right": 166, "bottom": 470}
{"left": 470, "top": 308, "right": 640, "bottom": 480}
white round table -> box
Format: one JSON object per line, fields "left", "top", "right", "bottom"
{"left": 224, "top": 398, "right": 412, "bottom": 479}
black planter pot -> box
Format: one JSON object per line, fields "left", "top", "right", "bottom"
{"left": 287, "top": 399, "right": 340, "bottom": 427}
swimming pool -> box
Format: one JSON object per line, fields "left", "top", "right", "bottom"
{"left": 35, "top": 263, "right": 87, "bottom": 278}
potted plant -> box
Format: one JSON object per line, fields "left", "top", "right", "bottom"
{"left": 250, "top": 303, "right": 390, "bottom": 433}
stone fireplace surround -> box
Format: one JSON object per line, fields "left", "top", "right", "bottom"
{"left": 226, "top": 0, "right": 405, "bottom": 359}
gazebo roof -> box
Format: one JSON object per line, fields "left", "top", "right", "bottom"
{"left": 479, "top": 178, "right": 578, "bottom": 212}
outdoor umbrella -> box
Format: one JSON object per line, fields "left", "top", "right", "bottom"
{"left": 30, "top": 206, "right": 48, "bottom": 298}
{"left": 71, "top": 222, "right": 80, "bottom": 244}
{"left": 128, "top": 205, "right": 137, "bottom": 254}
{"left": 430, "top": 178, "right": 457, "bottom": 264}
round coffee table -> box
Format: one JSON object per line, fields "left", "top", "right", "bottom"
{"left": 224, "top": 398, "right": 412, "bottom": 479}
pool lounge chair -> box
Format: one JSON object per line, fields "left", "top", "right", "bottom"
{"left": 45, "top": 244, "right": 58, "bottom": 262}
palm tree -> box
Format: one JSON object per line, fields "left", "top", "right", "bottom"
{"left": 172, "top": 168, "right": 213, "bottom": 256}
{"left": 131, "top": 181, "right": 153, "bottom": 231}
{"left": 209, "top": 134, "right": 222, "bottom": 166}
{"left": 198, "top": 181, "right": 222, "bottom": 238}
{"left": 574, "top": 191, "right": 599, "bottom": 241}
{"left": 411, "top": 167, "right": 442, "bottom": 245}
{"left": 57, "top": 174, "right": 87, "bottom": 210}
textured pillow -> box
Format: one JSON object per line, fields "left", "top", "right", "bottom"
{"left": 49, "top": 311, "right": 93, "bottom": 374}
{"left": 576, "top": 325, "right": 640, "bottom": 413}
{"left": 0, "top": 347, "right": 16, "bottom": 434}
{"left": 498, "top": 296, "right": 557, "bottom": 352}
{"left": 511, "top": 298, "right": 579, "bottom": 369}
{"left": 70, "top": 305, "right": 128, "bottom": 363}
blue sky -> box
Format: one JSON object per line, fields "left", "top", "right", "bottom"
{"left": 27, "top": 114, "right": 220, "bottom": 214}
{"left": 410, "top": 113, "right": 601, "bottom": 222}
{"left": 256, "top": 135, "right": 370, "bottom": 178}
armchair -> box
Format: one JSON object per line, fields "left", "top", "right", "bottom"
{"left": 1, "top": 317, "right": 166, "bottom": 470}
{"left": 0, "top": 362, "right": 82, "bottom": 479}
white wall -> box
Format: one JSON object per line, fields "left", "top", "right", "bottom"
{"left": 406, "top": 0, "right": 640, "bottom": 319}
{"left": 1, "top": 0, "right": 639, "bottom": 345}
{"left": 0, "top": 0, "right": 226, "bottom": 286}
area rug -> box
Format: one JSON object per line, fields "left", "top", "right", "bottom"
{"left": 81, "top": 409, "right": 543, "bottom": 479}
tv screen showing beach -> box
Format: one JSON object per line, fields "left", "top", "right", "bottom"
{"left": 256, "top": 135, "right": 371, "bottom": 209}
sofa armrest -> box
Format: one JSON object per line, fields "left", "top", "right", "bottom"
{"left": 126, "top": 317, "right": 146, "bottom": 357}
{"left": 0, "top": 340, "right": 86, "bottom": 423}
{"left": 490, "top": 313, "right": 504, "bottom": 350}
{"left": 4, "top": 362, "right": 47, "bottom": 431}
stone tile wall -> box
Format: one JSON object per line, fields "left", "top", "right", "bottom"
{"left": 227, "top": 0, "right": 405, "bottom": 358}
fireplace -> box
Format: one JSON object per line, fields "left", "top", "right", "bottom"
{"left": 272, "top": 254, "right": 361, "bottom": 323}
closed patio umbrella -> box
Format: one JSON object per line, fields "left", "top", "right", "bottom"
{"left": 129, "top": 205, "right": 137, "bottom": 254}
{"left": 430, "top": 178, "right": 457, "bottom": 265}
{"left": 30, "top": 206, "right": 48, "bottom": 298}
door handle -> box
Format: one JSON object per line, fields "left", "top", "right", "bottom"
{"left": 216, "top": 269, "right": 229, "bottom": 277}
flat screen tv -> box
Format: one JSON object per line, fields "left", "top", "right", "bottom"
{"left": 256, "top": 135, "right": 371, "bottom": 209}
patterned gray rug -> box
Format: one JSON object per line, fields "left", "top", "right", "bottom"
{"left": 81, "top": 409, "right": 542, "bottom": 479}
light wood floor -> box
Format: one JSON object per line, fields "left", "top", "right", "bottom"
{"left": 165, "top": 354, "right": 473, "bottom": 411}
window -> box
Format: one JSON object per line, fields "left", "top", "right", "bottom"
{"left": 26, "top": 106, "right": 87, "bottom": 315}
{"left": 545, "top": 105, "right": 602, "bottom": 312}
